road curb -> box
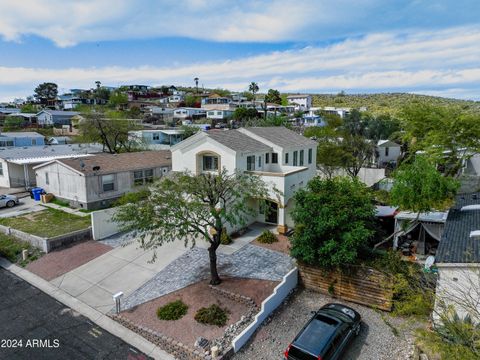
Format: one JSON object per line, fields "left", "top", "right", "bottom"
{"left": 0, "top": 257, "right": 175, "bottom": 360}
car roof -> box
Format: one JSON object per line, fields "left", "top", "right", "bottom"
{"left": 293, "top": 314, "right": 341, "bottom": 355}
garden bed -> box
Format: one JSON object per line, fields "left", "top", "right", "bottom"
{"left": 0, "top": 233, "right": 43, "bottom": 266}
{"left": 117, "top": 278, "right": 277, "bottom": 356}
{"left": 0, "top": 208, "right": 91, "bottom": 238}
{"left": 252, "top": 233, "right": 290, "bottom": 254}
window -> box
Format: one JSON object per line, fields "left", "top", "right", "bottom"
{"left": 285, "top": 153, "right": 289, "bottom": 164}
{"left": 271, "top": 153, "right": 278, "bottom": 164}
{"left": 152, "top": 133, "right": 160, "bottom": 140}
{"left": 258, "top": 156, "right": 262, "bottom": 168}
{"left": 308, "top": 148, "right": 313, "bottom": 164}
{"left": 45, "top": 172, "right": 49, "bottom": 185}
{"left": 247, "top": 155, "right": 256, "bottom": 171}
{"left": 0, "top": 140, "right": 14, "bottom": 147}
{"left": 203, "top": 155, "right": 219, "bottom": 171}
{"left": 101, "top": 174, "right": 115, "bottom": 192}
{"left": 265, "top": 153, "right": 270, "bottom": 164}
{"left": 134, "top": 169, "right": 154, "bottom": 186}
{"left": 385, "top": 147, "right": 389, "bottom": 156}
{"left": 208, "top": 111, "right": 215, "bottom": 116}
{"left": 293, "top": 151, "right": 298, "bottom": 166}
{"left": 0, "top": 163, "right": 3, "bottom": 176}
{"left": 300, "top": 150, "right": 304, "bottom": 166}
{"left": 32, "top": 139, "right": 37, "bottom": 145}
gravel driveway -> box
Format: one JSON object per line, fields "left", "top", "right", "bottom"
{"left": 233, "top": 288, "right": 415, "bottom": 360}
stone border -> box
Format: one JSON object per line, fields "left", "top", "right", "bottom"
{"left": 0, "top": 224, "right": 92, "bottom": 253}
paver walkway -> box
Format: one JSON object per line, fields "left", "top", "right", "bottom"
{"left": 122, "top": 244, "right": 294, "bottom": 310}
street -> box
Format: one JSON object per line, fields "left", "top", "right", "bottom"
{"left": 0, "top": 268, "right": 152, "bottom": 360}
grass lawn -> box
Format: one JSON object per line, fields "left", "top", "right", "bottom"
{"left": 0, "top": 208, "right": 91, "bottom": 238}
{"left": 0, "top": 233, "right": 43, "bottom": 266}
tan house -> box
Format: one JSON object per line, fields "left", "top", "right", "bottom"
{"left": 34, "top": 151, "right": 171, "bottom": 210}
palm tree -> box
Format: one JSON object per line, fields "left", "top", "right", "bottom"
{"left": 249, "top": 82, "right": 259, "bottom": 102}
{"left": 95, "top": 80, "right": 101, "bottom": 89}
{"left": 194, "top": 77, "right": 199, "bottom": 93}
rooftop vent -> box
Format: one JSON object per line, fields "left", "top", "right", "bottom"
{"left": 92, "top": 166, "right": 100, "bottom": 171}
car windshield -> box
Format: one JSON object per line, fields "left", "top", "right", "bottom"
{"left": 294, "top": 315, "right": 338, "bottom": 355}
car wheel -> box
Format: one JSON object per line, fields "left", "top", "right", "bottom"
{"left": 6, "top": 200, "right": 15, "bottom": 208}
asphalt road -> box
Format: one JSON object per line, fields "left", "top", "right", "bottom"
{"left": 0, "top": 268, "right": 152, "bottom": 360}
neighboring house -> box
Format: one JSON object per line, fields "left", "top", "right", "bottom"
{"left": 286, "top": 94, "right": 312, "bottom": 110}
{"left": 0, "top": 107, "right": 20, "bottom": 115}
{"left": 173, "top": 107, "right": 206, "bottom": 120}
{"left": 34, "top": 151, "right": 172, "bottom": 210}
{"left": 201, "top": 95, "right": 231, "bottom": 110}
{"left": 171, "top": 127, "right": 317, "bottom": 234}
{"left": 321, "top": 106, "right": 352, "bottom": 118}
{"left": 168, "top": 95, "right": 184, "bottom": 103}
{"left": 36, "top": 110, "right": 80, "bottom": 126}
{"left": 6, "top": 112, "right": 37, "bottom": 124}
{"left": 206, "top": 109, "right": 234, "bottom": 121}
{"left": 0, "top": 132, "right": 45, "bottom": 147}
{"left": 434, "top": 193, "right": 480, "bottom": 323}
{"left": 376, "top": 140, "right": 401, "bottom": 167}
{"left": 302, "top": 115, "right": 324, "bottom": 127}
{"left": 148, "top": 106, "right": 174, "bottom": 122}
{"left": 129, "top": 129, "right": 184, "bottom": 146}
{"left": 0, "top": 144, "right": 103, "bottom": 188}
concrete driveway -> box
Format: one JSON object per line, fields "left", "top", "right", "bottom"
{"left": 0, "top": 196, "right": 44, "bottom": 218}
{"left": 50, "top": 239, "right": 188, "bottom": 313}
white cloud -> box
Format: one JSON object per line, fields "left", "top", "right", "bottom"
{"left": 0, "top": 0, "right": 478, "bottom": 46}
{"left": 1, "top": 26, "right": 480, "bottom": 101}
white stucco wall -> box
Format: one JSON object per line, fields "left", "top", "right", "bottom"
{"left": 434, "top": 264, "right": 480, "bottom": 323}
{"left": 91, "top": 207, "right": 121, "bottom": 240}
{"left": 377, "top": 145, "right": 401, "bottom": 165}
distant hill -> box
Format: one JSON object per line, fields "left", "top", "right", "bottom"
{"left": 310, "top": 93, "right": 480, "bottom": 116}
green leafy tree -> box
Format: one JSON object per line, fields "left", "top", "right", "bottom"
{"left": 364, "top": 114, "right": 401, "bottom": 141}
{"left": 108, "top": 90, "right": 128, "bottom": 109}
{"left": 34, "top": 82, "right": 58, "bottom": 104}
{"left": 180, "top": 125, "right": 200, "bottom": 139}
{"left": 233, "top": 107, "right": 259, "bottom": 121}
{"left": 114, "top": 169, "right": 268, "bottom": 284}
{"left": 3, "top": 117, "right": 24, "bottom": 130}
{"left": 390, "top": 156, "right": 459, "bottom": 213}
{"left": 20, "top": 104, "right": 37, "bottom": 113}
{"left": 291, "top": 176, "right": 376, "bottom": 268}
{"left": 341, "top": 135, "right": 376, "bottom": 177}
{"left": 184, "top": 94, "right": 201, "bottom": 108}
{"left": 248, "top": 82, "right": 259, "bottom": 102}
{"left": 265, "top": 89, "right": 282, "bottom": 104}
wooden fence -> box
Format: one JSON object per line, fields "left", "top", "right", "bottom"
{"left": 298, "top": 263, "right": 394, "bottom": 311}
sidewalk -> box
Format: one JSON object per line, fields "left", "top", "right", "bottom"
{"left": 41, "top": 202, "right": 91, "bottom": 217}
{"left": 0, "top": 257, "right": 174, "bottom": 360}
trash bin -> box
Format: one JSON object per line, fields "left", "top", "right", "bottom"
{"left": 31, "top": 188, "right": 43, "bottom": 201}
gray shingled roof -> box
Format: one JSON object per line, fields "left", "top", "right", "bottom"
{"left": 243, "top": 127, "right": 317, "bottom": 148}
{"left": 0, "top": 144, "right": 103, "bottom": 161}
{"left": 436, "top": 193, "right": 480, "bottom": 263}
{"left": 206, "top": 129, "right": 271, "bottom": 152}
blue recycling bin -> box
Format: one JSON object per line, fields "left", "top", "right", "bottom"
{"left": 31, "top": 188, "right": 43, "bottom": 201}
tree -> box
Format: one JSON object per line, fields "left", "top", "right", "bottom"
{"left": 108, "top": 90, "right": 128, "bottom": 109}
{"left": 95, "top": 87, "right": 112, "bottom": 102}
{"left": 400, "top": 102, "right": 480, "bottom": 177}
{"left": 390, "top": 156, "right": 459, "bottom": 213}
{"left": 264, "top": 89, "right": 282, "bottom": 104}
{"left": 342, "top": 109, "right": 367, "bottom": 137}
{"left": 20, "top": 103, "right": 37, "bottom": 113}
{"left": 34, "top": 82, "right": 58, "bottom": 104}
{"left": 184, "top": 94, "right": 201, "bottom": 108}
{"left": 113, "top": 169, "right": 268, "bottom": 284}
{"left": 180, "top": 124, "right": 200, "bottom": 139}
{"left": 364, "top": 114, "right": 401, "bottom": 141}
{"left": 3, "top": 117, "right": 24, "bottom": 131}
{"left": 233, "top": 107, "right": 259, "bottom": 122}
{"left": 194, "top": 77, "right": 199, "bottom": 93}
{"left": 79, "top": 110, "right": 140, "bottom": 153}
{"left": 341, "top": 135, "right": 376, "bottom": 177}
{"left": 290, "top": 176, "right": 375, "bottom": 268}
{"left": 248, "top": 82, "right": 259, "bottom": 102}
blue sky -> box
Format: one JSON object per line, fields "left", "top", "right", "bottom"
{"left": 1, "top": 0, "right": 480, "bottom": 101}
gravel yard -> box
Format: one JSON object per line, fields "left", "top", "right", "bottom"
{"left": 234, "top": 288, "right": 417, "bottom": 360}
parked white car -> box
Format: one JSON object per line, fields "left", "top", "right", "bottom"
{"left": 0, "top": 194, "right": 19, "bottom": 208}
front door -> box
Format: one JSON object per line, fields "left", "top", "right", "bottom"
{"left": 265, "top": 200, "right": 278, "bottom": 224}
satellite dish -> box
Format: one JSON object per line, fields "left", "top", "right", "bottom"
{"left": 425, "top": 256, "right": 435, "bottom": 270}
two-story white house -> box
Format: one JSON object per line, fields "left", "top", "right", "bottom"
{"left": 171, "top": 127, "right": 317, "bottom": 234}
{"left": 286, "top": 94, "right": 312, "bottom": 110}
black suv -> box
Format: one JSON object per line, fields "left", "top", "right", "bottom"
{"left": 284, "top": 303, "right": 361, "bottom": 360}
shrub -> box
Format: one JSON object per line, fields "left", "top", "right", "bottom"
{"left": 257, "top": 230, "right": 278, "bottom": 244}
{"left": 194, "top": 304, "right": 229, "bottom": 327}
{"left": 156, "top": 300, "right": 188, "bottom": 321}
{"left": 220, "top": 229, "right": 232, "bottom": 245}
{"left": 0, "top": 234, "right": 42, "bottom": 266}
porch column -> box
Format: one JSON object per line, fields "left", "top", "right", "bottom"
{"left": 23, "top": 164, "right": 30, "bottom": 188}
{"left": 277, "top": 205, "right": 288, "bottom": 235}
